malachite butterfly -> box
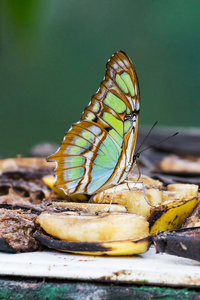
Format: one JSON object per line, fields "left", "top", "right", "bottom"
{"left": 48, "top": 51, "right": 140, "bottom": 195}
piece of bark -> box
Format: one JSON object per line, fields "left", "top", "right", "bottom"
{"left": 153, "top": 227, "right": 200, "bottom": 261}
{"left": 0, "top": 208, "right": 42, "bottom": 252}
{"left": 0, "top": 157, "right": 55, "bottom": 173}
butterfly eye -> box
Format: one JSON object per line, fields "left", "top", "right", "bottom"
{"left": 133, "top": 152, "right": 140, "bottom": 163}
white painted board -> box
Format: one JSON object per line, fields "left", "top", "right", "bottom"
{"left": 0, "top": 246, "right": 200, "bottom": 287}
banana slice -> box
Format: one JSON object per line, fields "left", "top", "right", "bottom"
{"left": 91, "top": 182, "right": 163, "bottom": 218}
{"left": 163, "top": 184, "right": 198, "bottom": 201}
{"left": 43, "top": 174, "right": 200, "bottom": 246}
{"left": 37, "top": 211, "right": 149, "bottom": 242}
{"left": 160, "top": 155, "right": 200, "bottom": 173}
{"left": 48, "top": 201, "right": 127, "bottom": 213}
{"left": 92, "top": 182, "right": 199, "bottom": 234}
{"left": 36, "top": 208, "right": 151, "bottom": 255}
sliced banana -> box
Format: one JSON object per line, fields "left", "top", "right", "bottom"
{"left": 42, "top": 174, "right": 200, "bottom": 254}
{"left": 92, "top": 182, "right": 199, "bottom": 235}
{"left": 37, "top": 211, "right": 149, "bottom": 242}
{"left": 48, "top": 201, "right": 127, "bottom": 213}
{"left": 164, "top": 184, "right": 198, "bottom": 201}
{"left": 91, "top": 183, "right": 163, "bottom": 218}
{"left": 92, "top": 182, "right": 198, "bottom": 214}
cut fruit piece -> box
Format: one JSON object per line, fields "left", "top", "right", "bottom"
{"left": 48, "top": 201, "right": 127, "bottom": 213}
{"left": 160, "top": 155, "right": 200, "bottom": 173}
{"left": 36, "top": 210, "right": 149, "bottom": 242}
{"left": 36, "top": 205, "right": 151, "bottom": 256}
{"left": 34, "top": 230, "right": 152, "bottom": 256}
{"left": 92, "top": 182, "right": 200, "bottom": 234}
{"left": 91, "top": 182, "right": 163, "bottom": 218}
{"left": 166, "top": 184, "right": 198, "bottom": 199}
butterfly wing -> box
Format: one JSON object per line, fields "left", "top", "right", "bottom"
{"left": 48, "top": 51, "right": 140, "bottom": 195}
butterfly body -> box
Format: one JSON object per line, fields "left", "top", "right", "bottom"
{"left": 48, "top": 51, "right": 140, "bottom": 195}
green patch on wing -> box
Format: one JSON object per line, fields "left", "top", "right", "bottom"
{"left": 121, "top": 72, "right": 135, "bottom": 97}
{"left": 93, "top": 102, "right": 100, "bottom": 113}
{"left": 75, "top": 137, "right": 90, "bottom": 148}
{"left": 109, "top": 129, "right": 123, "bottom": 147}
{"left": 94, "top": 153, "right": 116, "bottom": 169}
{"left": 68, "top": 167, "right": 84, "bottom": 180}
{"left": 69, "top": 156, "right": 85, "bottom": 167}
{"left": 124, "top": 120, "right": 132, "bottom": 133}
{"left": 126, "top": 107, "right": 131, "bottom": 114}
{"left": 82, "top": 131, "right": 92, "bottom": 141}
{"left": 116, "top": 74, "right": 129, "bottom": 94}
{"left": 86, "top": 112, "right": 96, "bottom": 121}
{"left": 69, "top": 146, "right": 84, "bottom": 155}
{"left": 87, "top": 168, "right": 114, "bottom": 194}
{"left": 104, "top": 92, "right": 126, "bottom": 113}
{"left": 101, "top": 135, "right": 121, "bottom": 161}
{"left": 103, "top": 112, "right": 123, "bottom": 136}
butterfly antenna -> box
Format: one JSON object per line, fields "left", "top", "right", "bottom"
{"left": 135, "top": 121, "right": 158, "bottom": 154}
{"left": 137, "top": 132, "right": 179, "bottom": 155}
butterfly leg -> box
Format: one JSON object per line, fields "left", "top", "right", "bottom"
{"left": 126, "top": 157, "right": 141, "bottom": 187}
{"left": 97, "top": 185, "right": 118, "bottom": 212}
{"left": 124, "top": 180, "right": 155, "bottom": 207}
{"left": 130, "top": 157, "right": 141, "bottom": 182}
{"left": 108, "top": 184, "right": 118, "bottom": 212}
{"left": 135, "top": 157, "right": 141, "bottom": 182}
{"left": 126, "top": 181, "right": 131, "bottom": 191}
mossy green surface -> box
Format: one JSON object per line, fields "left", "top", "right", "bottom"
{"left": 0, "top": 277, "right": 199, "bottom": 300}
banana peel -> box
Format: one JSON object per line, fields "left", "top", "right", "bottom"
{"left": 149, "top": 184, "right": 199, "bottom": 235}
{"left": 34, "top": 230, "right": 152, "bottom": 256}
{"left": 149, "top": 197, "right": 200, "bottom": 235}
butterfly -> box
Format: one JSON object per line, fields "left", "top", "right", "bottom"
{"left": 48, "top": 51, "right": 140, "bottom": 195}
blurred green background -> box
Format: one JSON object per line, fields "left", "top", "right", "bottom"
{"left": 0, "top": 0, "right": 200, "bottom": 157}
